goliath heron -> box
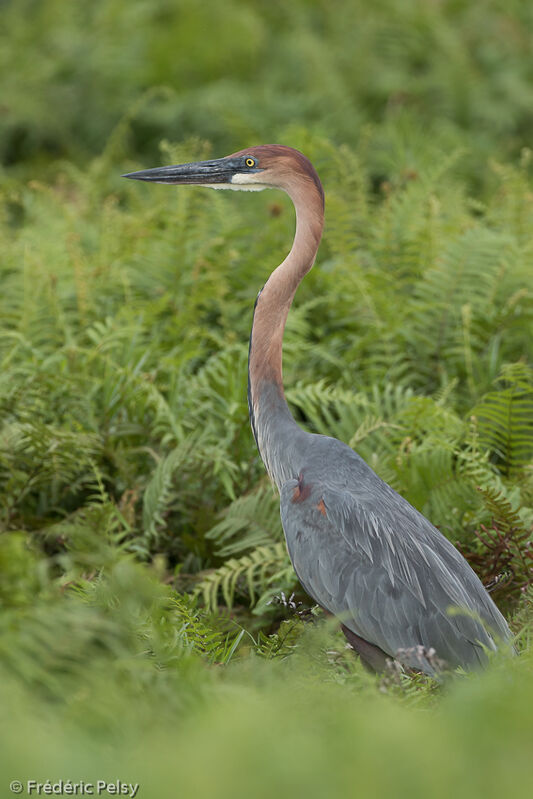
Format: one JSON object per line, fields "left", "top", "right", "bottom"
{"left": 124, "top": 145, "right": 512, "bottom": 676}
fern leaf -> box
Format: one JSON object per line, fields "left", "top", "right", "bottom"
{"left": 476, "top": 486, "right": 529, "bottom": 537}
{"left": 193, "top": 543, "right": 292, "bottom": 611}
{"left": 205, "top": 483, "right": 281, "bottom": 557}
{"left": 473, "top": 363, "right": 533, "bottom": 474}
{"left": 142, "top": 439, "right": 197, "bottom": 541}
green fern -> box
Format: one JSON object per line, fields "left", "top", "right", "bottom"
{"left": 477, "top": 486, "right": 530, "bottom": 538}
{"left": 205, "top": 483, "right": 282, "bottom": 557}
{"left": 193, "top": 543, "right": 293, "bottom": 611}
{"left": 254, "top": 618, "right": 307, "bottom": 660}
{"left": 142, "top": 441, "right": 197, "bottom": 542}
{"left": 473, "top": 363, "right": 533, "bottom": 475}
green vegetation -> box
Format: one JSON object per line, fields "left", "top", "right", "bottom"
{"left": 1, "top": 0, "right": 532, "bottom": 795}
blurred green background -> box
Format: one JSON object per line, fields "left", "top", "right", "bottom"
{"left": 1, "top": 0, "right": 533, "bottom": 796}
{"left": 3, "top": 0, "right": 533, "bottom": 175}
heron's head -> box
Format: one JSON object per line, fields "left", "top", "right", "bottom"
{"left": 123, "top": 144, "right": 323, "bottom": 206}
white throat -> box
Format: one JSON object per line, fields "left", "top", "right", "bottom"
{"left": 203, "top": 173, "right": 268, "bottom": 192}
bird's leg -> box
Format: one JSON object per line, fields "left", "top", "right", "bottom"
{"left": 341, "top": 624, "right": 391, "bottom": 674}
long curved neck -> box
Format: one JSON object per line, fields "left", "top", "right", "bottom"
{"left": 248, "top": 178, "right": 324, "bottom": 487}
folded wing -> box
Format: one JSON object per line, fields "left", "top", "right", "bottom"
{"left": 280, "top": 475, "right": 511, "bottom": 675}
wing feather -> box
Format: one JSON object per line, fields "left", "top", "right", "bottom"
{"left": 280, "top": 477, "right": 511, "bottom": 674}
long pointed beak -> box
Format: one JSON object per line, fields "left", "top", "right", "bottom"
{"left": 122, "top": 157, "right": 234, "bottom": 185}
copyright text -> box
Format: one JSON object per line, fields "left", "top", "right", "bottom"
{"left": 9, "top": 781, "right": 139, "bottom": 797}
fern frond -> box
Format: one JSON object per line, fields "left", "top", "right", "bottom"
{"left": 142, "top": 439, "right": 198, "bottom": 542}
{"left": 205, "top": 483, "right": 281, "bottom": 557}
{"left": 193, "top": 543, "right": 293, "bottom": 611}
{"left": 476, "top": 486, "right": 529, "bottom": 538}
{"left": 473, "top": 363, "right": 533, "bottom": 475}
{"left": 349, "top": 416, "right": 394, "bottom": 448}
{"left": 254, "top": 618, "right": 307, "bottom": 660}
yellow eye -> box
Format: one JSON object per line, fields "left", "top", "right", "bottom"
{"left": 245, "top": 157, "right": 255, "bottom": 168}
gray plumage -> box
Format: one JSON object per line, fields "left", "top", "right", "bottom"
{"left": 253, "top": 382, "right": 512, "bottom": 676}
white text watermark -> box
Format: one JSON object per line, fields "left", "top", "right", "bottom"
{"left": 9, "top": 781, "right": 139, "bottom": 797}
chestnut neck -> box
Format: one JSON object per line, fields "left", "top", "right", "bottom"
{"left": 248, "top": 177, "right": 324, "bottom": 484}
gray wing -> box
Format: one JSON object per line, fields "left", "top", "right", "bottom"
{"left": 280, "top": 475, "right": 511, "bottom": 674}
